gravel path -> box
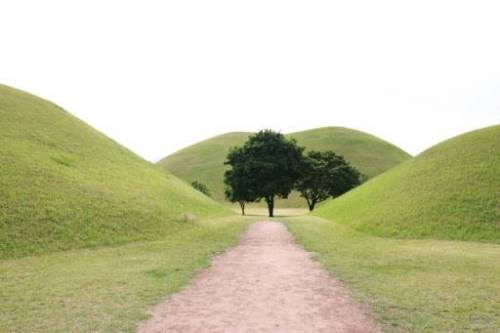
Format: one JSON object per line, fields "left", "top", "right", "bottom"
{"left": 138, "top": 221, "right": 380, "bottom": 333}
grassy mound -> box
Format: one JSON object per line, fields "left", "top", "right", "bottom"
{"left": 158, "top": 132, "right": 251, "bottom": 202}
{"left": 0, "top": 84, "right": 230, "bottom": 258}
{"left": 288, "top": 127, "right": 411, "bottom": 178}
{"left": 158, "top": 127, "right": 411, "bottom": 206}
{"left": 315, "top": 125, "right": 500, "bottom": 242}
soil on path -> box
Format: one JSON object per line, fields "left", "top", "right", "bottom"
{"left": 138, "top": 221, "right": 380, "bottom": 333}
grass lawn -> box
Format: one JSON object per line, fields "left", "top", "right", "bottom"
{"left": 231, "top": 207, "right": 309, "bottom": 217}
{"left": 284, "top": 216, "right": 500, "bottom": 332}
{"left": 0, "top": 216, "right": 252, "bottom": 333}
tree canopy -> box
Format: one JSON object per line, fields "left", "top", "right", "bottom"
{"left": 224, "top": 156, "right": 256, "bottom": 215}
{"left": 295, "top": 151, "right": 361, "bottom": 211}
{"left": 224, "top": 130, "right": 304, "bottom": 217}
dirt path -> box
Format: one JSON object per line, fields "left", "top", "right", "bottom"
{"left": 138, "top": 221, "right": 380, "bottom": 333}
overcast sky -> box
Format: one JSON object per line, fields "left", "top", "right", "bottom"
{"left": 1, "top": 1, "right": 499, "bottom": 161}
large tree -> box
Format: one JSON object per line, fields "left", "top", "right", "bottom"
{"left": 295, "top": 150, "right": 362, "bottom": 211}
{"left": 224, "top": 130, "right": 304, "bottom": 217}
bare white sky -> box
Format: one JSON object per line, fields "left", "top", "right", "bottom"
{"left": 1, "top": 1, "right": 499, "bottom": 161}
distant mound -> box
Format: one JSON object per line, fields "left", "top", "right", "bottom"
{"left": 159, "top": 132, "right": 252, "bottom": 202}
{"left": 315, "top": 125, "right": 500, "bottom": 242}
{"left": 158, "top": 127, "right": 411, "bottom": 207}
{"left": 287, "top": 127, "right": 411, "bottom": 178}
{"left": 0, "top": 84, "right": 229, "bottom": 258}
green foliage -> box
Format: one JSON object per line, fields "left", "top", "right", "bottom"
{"left": 224, "top": 162, "right": 255, "bottom": 215}
{"left": 315, "top": 125, "right": 500, "bottom": 242}
{"left": 0, "top": 84, "right": 230, "bottom": 258}
{"left": 191, "top": 180, "right": 211, "bottom": 197}
{"left": 0, "top": 216, "right": 252, "bottom": 332}
{"left": 285, "top": 216, "right": 500, "bottom": 332}
{"left": 158, "top": 127, "right": 411, "bottom": 208}
{"left": 224, "top": 130, "right": 304, "bottom": 217}
{"left": 295, "top": 151, "right": 361, "bottom": 211}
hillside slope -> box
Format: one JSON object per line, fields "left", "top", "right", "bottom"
{"left": 314, "top": 125, "right": 500, "bottom": 242}
{"left": 288, "top": 127, "right": 411, "bottom": 178}
{"left": 158, "top": 132, "right": 251, "bottom": 202}
{"left": 158, "top": 128, "right": 411, "bottom": 206}
{"left": 0, "top": 84, "right": 230, "bottom": 258}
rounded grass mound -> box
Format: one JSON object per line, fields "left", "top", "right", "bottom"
{"left": 0, "top": 84, "right": 230, "bottom": 258}
{"left": 158, "top": 127, "right": 411, "bottom": 207}
{"left": 287, "top": 127, "right": 410, "bottom": 179}
{"left": 158, "top": 132, "right": 251, "bottom": 203}
{"left": 314, "top": 125, "right": 500, "bottom": 243}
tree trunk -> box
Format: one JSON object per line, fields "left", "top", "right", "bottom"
{"left": 305, "top": 196, "right": 313, "bottom": 212}
{"left": 308, "top": 200, "right": 316, "bottom": 211}
{"left": 239, "top": 201, "right": 245, "bottom": 216}
{"left": 265, "top": 196, "right": 274, "bottom": 217}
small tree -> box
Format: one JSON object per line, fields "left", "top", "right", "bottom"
{"left": 224, "top": 160, "right": 255, "bottom": 215}
{"left": 295, "top": 151, "right": 361, "bottom": 211}
{"left": 191, "top": 181, "right": 211, "bottom": 197}
{"left": 224, "top": 130, "right": 304, "bottom": 217}
{"left": 225, "top": 188, "right": 248, "bottom": 215}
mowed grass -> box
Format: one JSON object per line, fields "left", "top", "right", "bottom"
{"left": 288, "top": 127, "right": 411, "bottom": 179}
{"left": 285, "top": 216, "right": 500, "bottom": 332}
{"left": 158, "top": 127, "right": 411, "bottom": 208}
{"left": 315, "top": 125, "right": 500, "bottom": 242}
{"left": 0, "top": 84, "right": 230, "bottom": 258}
{"left": 158, "top": 132, "right": 251, "bottom": 203}
{"left": 0, "top": 216, "right": 252, "bottom": 333}
{"left": 233, "top": 207, "right": 309, "bottom": 217}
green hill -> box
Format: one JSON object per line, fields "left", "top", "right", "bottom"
{"left": 314, "top": 125, "right": 500, "bottom": 242}
{"left": 287, "top": 127, "right": 411, "bottom": 178}
{"left": 158, "top": 132, "right": 251, "bottom": 203}
{"left": 0, "top": 84, "right": 230, "bottom": 258}
{"left": 158, "top": 127, "right": 411, "bottom": 207}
